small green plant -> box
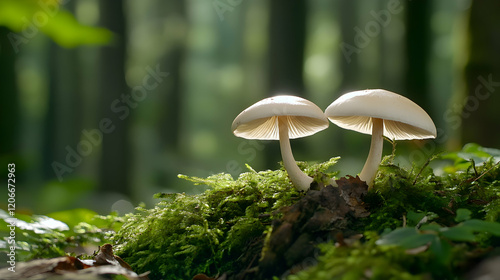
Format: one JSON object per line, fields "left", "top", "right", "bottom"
{"left": 376, "top": 209, "right": 500, "bottom": 275}
{"left": 287, "top": 232, "right": 424, "bottom": 280}
{"left": 0, "top": 208, "right": 121, "bottom": 261}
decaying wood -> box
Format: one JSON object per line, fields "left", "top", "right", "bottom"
{"left": 258, "top": 176, "right": 369, "bottom": 278}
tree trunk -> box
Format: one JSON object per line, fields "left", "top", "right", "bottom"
{"left": 338, "top": 1, "right": 359, "bottom": 93}
{"left": 461, "top": 1, "right": 500, "bottom": 146}
{"left": 0, "top": 27, "right": 20, "bottom": 159}
{"left": 404, "top": 0, "right": 430, "bottom": 111}
{"left": 157, "top": 0, "right": 185, "bottom": 152}
{"left": 268, "top": 0, "right": 306, "bottom": 94}
{"left": 42, "top": 41, "right": 83, "bottom": 180}
{"left": 154, "top": 0, "right": 187, "bottom": 192}
{"left": 98, "top": 1, "right": 130, "bottom": 195}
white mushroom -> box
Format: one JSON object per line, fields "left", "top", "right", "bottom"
{"left": 232, "top": 95, "right": 330, "bottom": 191}
{"left": 325, "top": 89, "right": 437, "bottom": 188}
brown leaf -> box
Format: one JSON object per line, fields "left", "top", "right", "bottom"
{"left": 0, "top": 254, "right": 149, "bottom": 280}
{"left": 72, "top": 265, "right": 150, "bottom": 280}
{"left": 53, "top": 256, "right": 90, "bottom": 271}
{"left": 192, "top": 273, "right": 216, "bottom": 280}
{"left": 0, "top": 256, "right": 89, "bottom": 279}
{"left": 94, "top": 243, "right": 133, "bottom": 270}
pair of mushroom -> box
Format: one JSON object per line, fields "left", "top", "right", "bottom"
{"left": 231, "top": 89, "right": 437, "bottom": 191}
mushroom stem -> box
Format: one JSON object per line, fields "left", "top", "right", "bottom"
{"left": 359, "top": 117, "right": 384, "bottom": 189}
{"left": 278, "top": 116, "right": 313, "bottom": 191}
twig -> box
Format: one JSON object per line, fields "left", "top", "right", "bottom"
{"left": 470, "top": 160, "right": 500, "bottom": 184}
{"left": 413, "top": 152, "right": 443, "bottom": 185}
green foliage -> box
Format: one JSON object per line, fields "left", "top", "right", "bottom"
{"left": 3, "top": 144, "right": 500, "bottom": 279}
{"left": 363, "top": 144, "right": 500, "bottom": 233}
{"left": 112, "top": 159, "right": 339, "bottom": 280}
{"left": 441, "top": 143, "right": 500, "bottom": 172}
{"left": 288, "top": 233, "right": 424, "bottom": 280}
{"left": 0, "top": 0, "right": 111, "bottom": 47}
{"left": 362, "top": 159, "right": 446, "bottom": 231}
{"left": 287, "top": 144, "right": 500, "bottom": 280}
{"left": 0, "top": 208, "right": 122, "bottom": 260}
{"left": 376, "top": 209, "right": 500, "bottom": 259}
{"left": 288, "top": 210, "right": 500, "bottom": 280}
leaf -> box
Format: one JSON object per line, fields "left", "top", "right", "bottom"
{"left": 15, "top": 215, "right": 69, "bottom": 234}
{"left": 0, "top": 256, "right": 89, "bottom": 279}
{"left": 455, "top": 208, "right": 472, "bottom": 222}
{"left": 462, "top": 219, "right": 500, "bottom": 236}
{"left": 376, "top": 228, "right": 435, "bottom": 249}
{"left": 420, "top": 223, "right": 441, "bottom": 231}
{"left": 481, "top": 146, "right": 500, "bottom": 157}
{"left": 439, "top": 226, "right": 476, "bottom": 242}
{"left": 406, "top": 211, "right": 427, "bottom": 227}
{"left": 0, "top": 255, "right": 150, "bottom": 279}
{"left": 0, "top": 0, "right": 111, "bottom": 48}
{"left": 429, "top": 236, "right": 452, "bottom": 265}
{"left": 94, "top": 244, "right": 133, "bottom": 271}
{"left": 376, "top": 228, "right": 418, "bottom": 245}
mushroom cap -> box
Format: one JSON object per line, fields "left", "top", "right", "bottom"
{"left": 325, "top": 89, "right": 437, "bottom": 140}
{"left": 232, "top": 95, "right": 329, "bottom": 140}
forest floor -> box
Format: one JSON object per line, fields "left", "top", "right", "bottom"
{"left": 1, "top": 143, "right": 500, "bottom": 280}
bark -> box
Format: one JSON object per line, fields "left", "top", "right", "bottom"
{"left": 461, "top": 1, "right": 500, "bottom": 146}
{"left": 98, "top": 1, "right": 130, "bottom": 195}
{"left": 404, "top": 0, "right": 431, "bottom": 111}
{"left": 0, "top": 27, "right": 20, "bottom": 157}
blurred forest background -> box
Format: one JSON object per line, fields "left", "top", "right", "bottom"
{"left": 1, "top": 0, "right": 500, "bottom": 215}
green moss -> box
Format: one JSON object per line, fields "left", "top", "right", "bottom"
{"left": 363, "top": 152, "right": 500, "bottom": 233}
{"left": 6, "top": 144, "right": 500, "bottom": 279}
{"left": 286, "top": 145, "right": 500, "bottom": 280}
{"left": 112, "top": 158, "right": 339, "bottom": 279}
{"left": 110, "top": 145, "right": 500, "bottom": 279}
{"left": 288, "top": 232, "right": 426, "bottom": 280}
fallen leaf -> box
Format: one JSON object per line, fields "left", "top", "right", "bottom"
{"left": 0, "top": 256, "right": 89, "bottom": 279}
{"left": 0, "top": 244, "right": 148, "bottom": 280}
{"left": 94, "top": 243, "right": 133, "bottom": 270}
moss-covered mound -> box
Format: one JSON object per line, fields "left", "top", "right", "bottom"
{"left": 113, "top": 158, "right": 339, "bottom": 279}
{"left": 290, "top": 144, "right": 500, "bottom": 280}
{"left": 113, "top": 144, "right": 500, "bottom": 280}
{"left": 3, "top": 144, "right": 500, "bottom": 279}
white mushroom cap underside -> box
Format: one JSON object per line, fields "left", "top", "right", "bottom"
{"left": 232, "top": 95, "right": 329, "bottom": 140}
{"left": 325, "top": 89, "right": 437, "bottom": 140}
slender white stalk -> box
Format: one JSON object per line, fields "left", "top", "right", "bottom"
{"left": 278, "top": 117, "right": 313, "bottom": 191}
{"left": 359, "top": 118, "right": 384, "bottom": 189}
